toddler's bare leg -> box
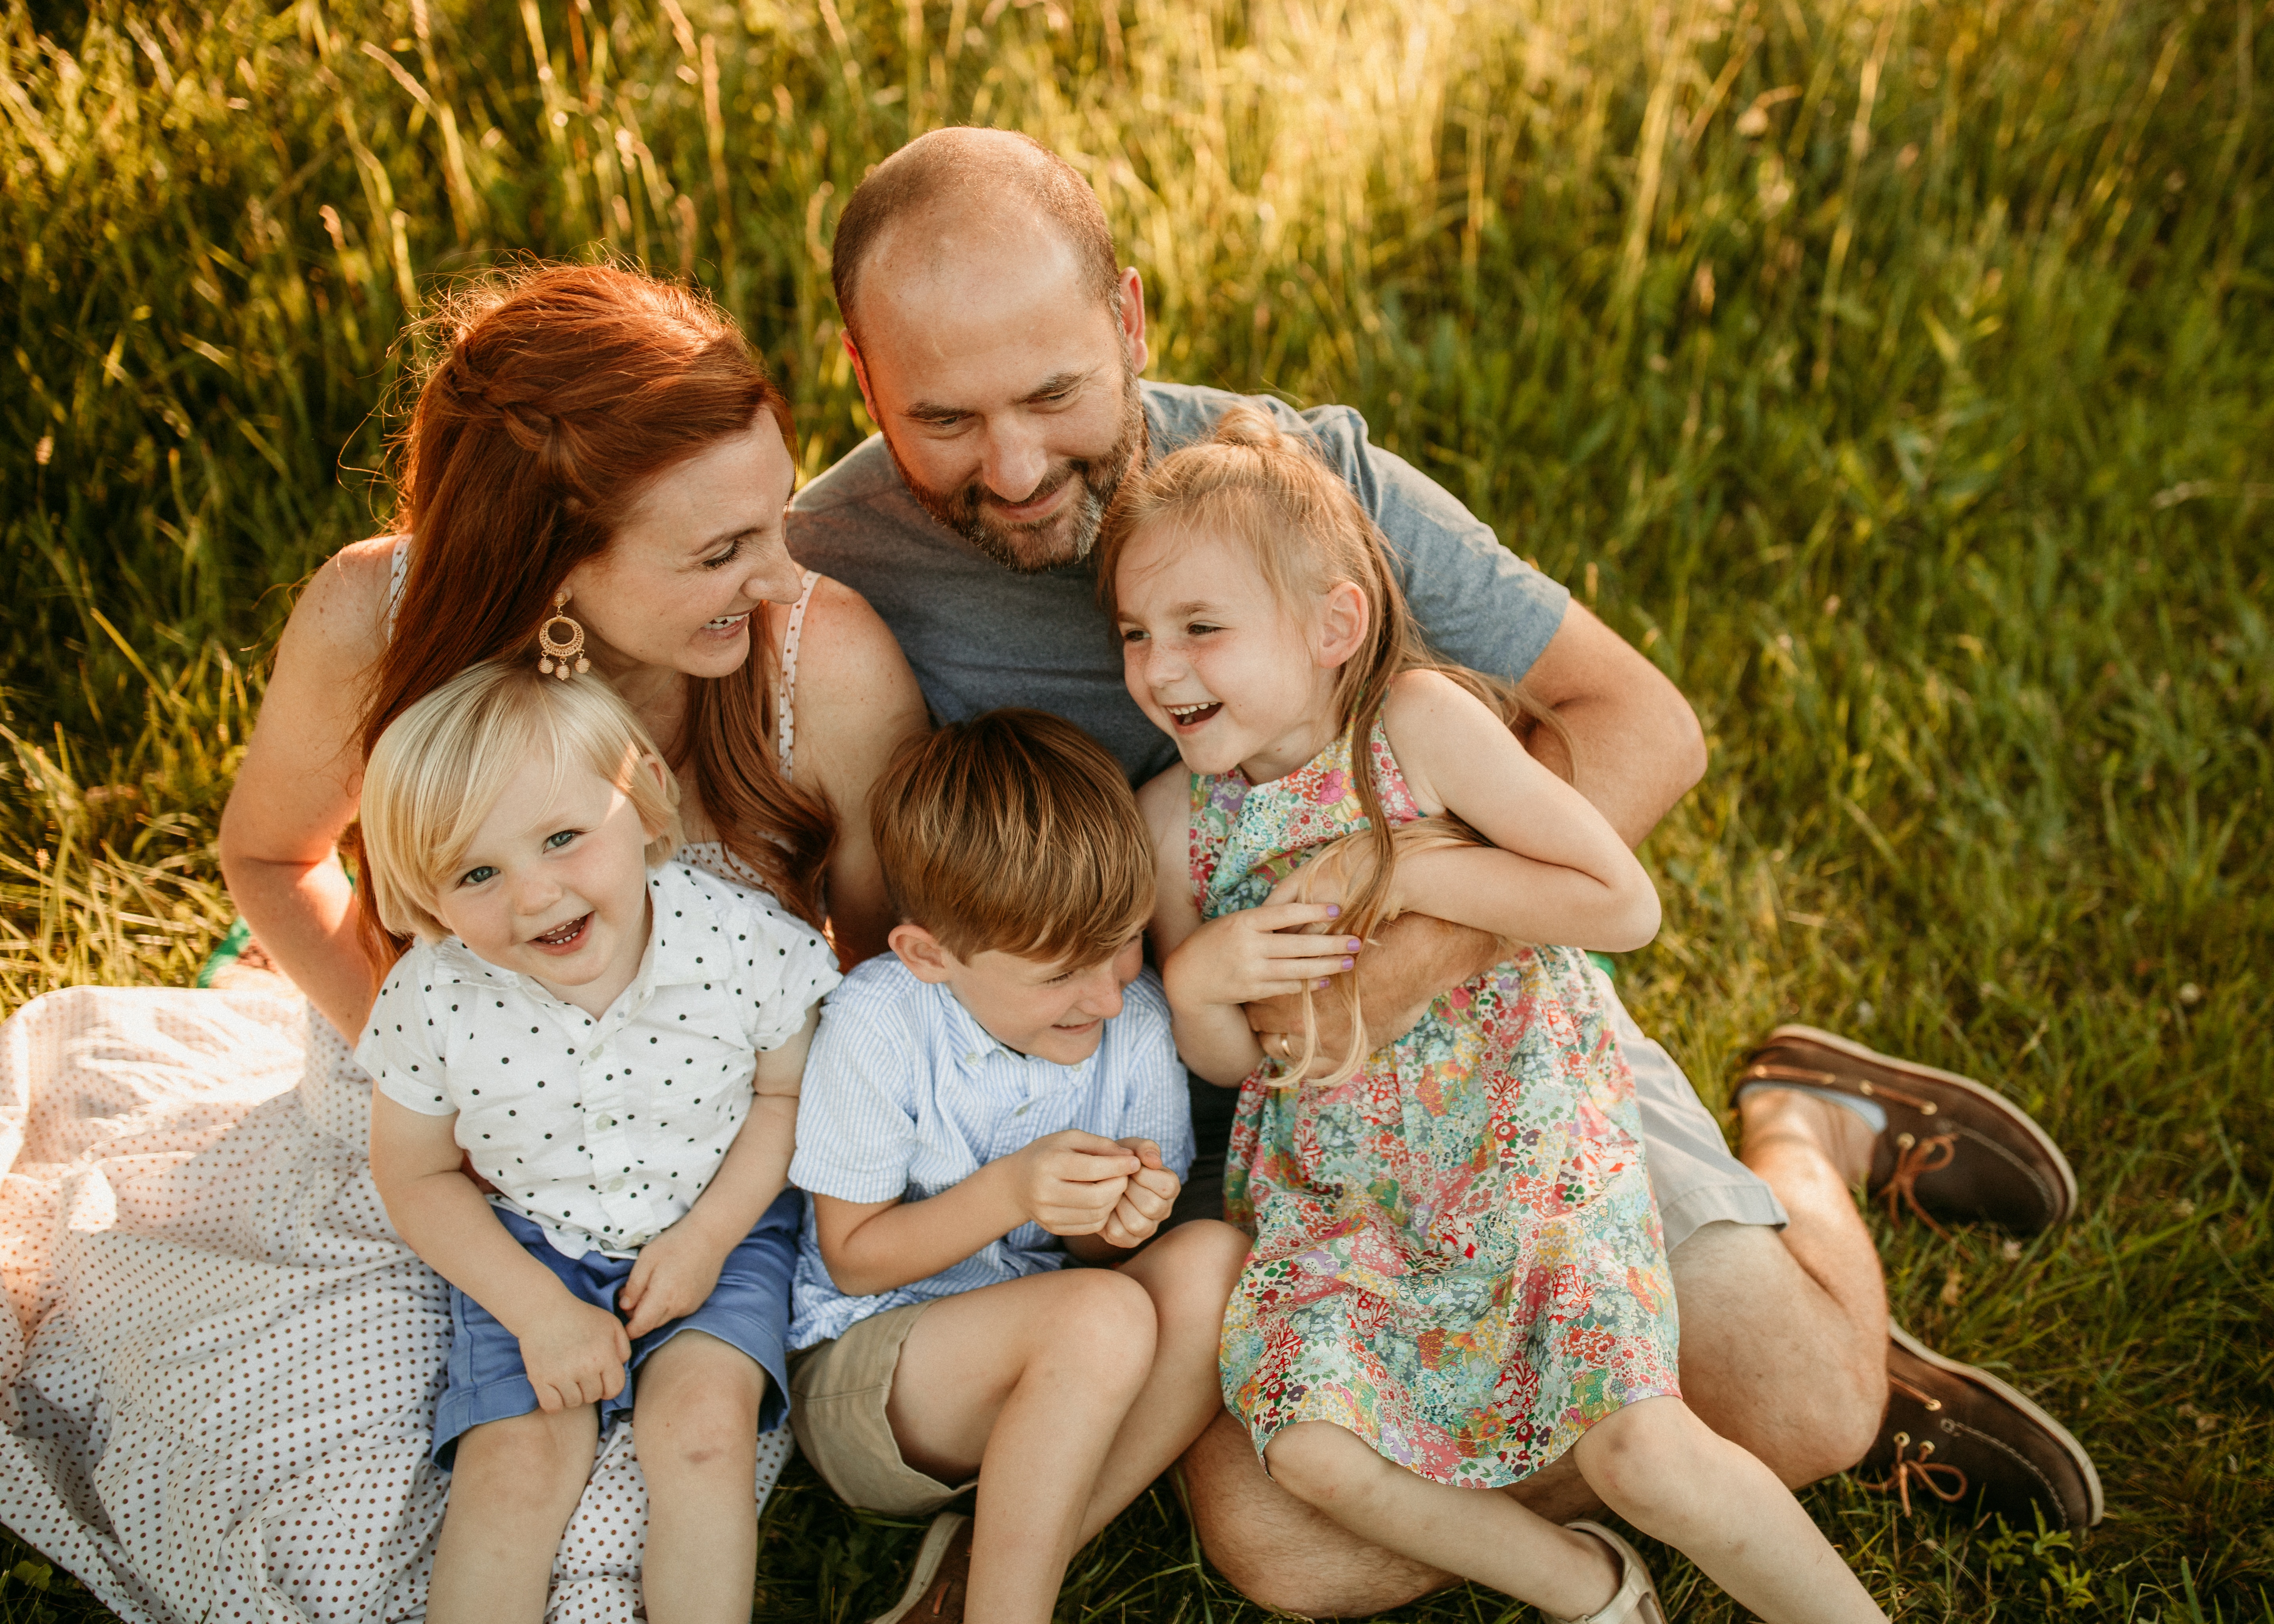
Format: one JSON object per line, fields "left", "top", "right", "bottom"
{"left": 1261, "top": 1422, "right": 1622, "bottom": 1620}
{"left": 1572, "top": 1396, "right": 1888, "bottom": 1623}
{"left": 884, "top": 1269, "right": 1160, "bottom": 1624}
{"left": 634, "top": 1331, "right": 769, "bottom": 1624}
{"left": 428, "top": 1405, "right": 597, "bottom": 1624}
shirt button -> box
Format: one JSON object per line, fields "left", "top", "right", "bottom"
{"left": 1014, "top": 1103, "right": 1029, "bottom": 1116}
{"left": 594, "top": 1116, "right": 617, "bottom": 1130}
{"left": 605, "top": 1177, "right": 627, "bottom": 1194}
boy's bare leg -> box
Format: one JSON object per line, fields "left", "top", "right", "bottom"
{"left": 428, "top": 1405, "right": 598, "bottom": 1624}
{"left": 634, "top": 1331, "right": 769, "bottom": 1624}
{"left": 1075, "top": 1219, "right": 1253, "bottom": 1542}
{"left": 886, "top": 1261, "right": 1194, "bottom": 1624}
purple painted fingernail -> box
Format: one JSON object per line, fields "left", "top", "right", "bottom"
{"left": 1326, "top": 903, "right": 1341, "bottom": 917}
{"left": 1341, "top": 957, "right": 1355, "bottom": 970}
{"left": 1347, "top": 938, "right": 1363, "bottom": 951}
{"left": 1316, "top": 978, "right": 1330, "bottom": 989}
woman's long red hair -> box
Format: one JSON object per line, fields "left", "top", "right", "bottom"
{"left": 352, "top": 263, "right": 835, "bottom": 977}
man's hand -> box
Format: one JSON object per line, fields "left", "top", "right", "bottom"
{"left": 1244, "top": 913, "right": 1499, "bottom": 1078}
{"left": 1007, "top": 1130, "right": 1144, "bottom": 1235}
{"left": 617, "top": 1220, "right": 735, "bottom": 1339}
{"left": 1098, "top": 1138, "right": 1181, "bottom": 1249}
{"left": 516, "top": 1294, "right": 632, "bottom": 1412}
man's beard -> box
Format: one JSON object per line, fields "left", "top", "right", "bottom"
{"left": 887, "top": 363, "right": 1146, "bottom": 575}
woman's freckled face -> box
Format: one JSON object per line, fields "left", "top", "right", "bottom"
{"left": 1114, "top": 523, "right": 1339, "bottom": 784}
{"left": 561, "top": 419, "right": 808, "bottom": 682}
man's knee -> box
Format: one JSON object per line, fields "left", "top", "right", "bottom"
{"left": 1669, "top": 1221, "right": 1885, "bottom": 1484}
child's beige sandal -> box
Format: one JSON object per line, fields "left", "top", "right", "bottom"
{"left": 1545, "top": 1521, "right": 1667, "bottom": 1624}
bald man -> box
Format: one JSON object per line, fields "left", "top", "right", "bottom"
{"left": 787, "top": 128, "right": 2097, "bottom": 1619}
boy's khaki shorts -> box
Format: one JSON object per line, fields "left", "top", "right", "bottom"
{"left": 789, "top": 1301, "right": 978, "bottom": 1515}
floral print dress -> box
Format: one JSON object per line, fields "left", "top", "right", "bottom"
{"left": 1202, "top": 723, "right": 1682, "bottom": 1487}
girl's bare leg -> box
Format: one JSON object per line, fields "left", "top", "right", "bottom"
{"left": 1571, "top": 1396, "right": 1887, "bottom": 1623}
{"left": 634, "top": 1331, "right": 769, "bottom": 1624}
{"left": 1261, "top": 1422, "right": 1623, "bottom": 1620}
{"left": 428, "top": 1405, "right": 597, "bottom": 1624}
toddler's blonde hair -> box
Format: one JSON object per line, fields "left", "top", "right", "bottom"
{"left": 360, "top": 660, "right": 683, "bottom": 943}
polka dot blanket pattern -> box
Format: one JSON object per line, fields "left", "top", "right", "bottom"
{"left": 0, "top": 983, "right": 792, "bottom": 1622}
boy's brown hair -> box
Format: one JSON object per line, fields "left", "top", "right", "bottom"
{"left": 870, "top": 709, "right": 1153, "bottom": 967}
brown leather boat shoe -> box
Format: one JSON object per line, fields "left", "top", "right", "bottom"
{"left": 873, "top": 1511, "right": 972, "bottom": 1624}
{"left": 1863, "top": 1324, "right": 2104, "bottom": 1532}
{"left": 1737, "top": 1025, "right": 2077, "bottom": 1235}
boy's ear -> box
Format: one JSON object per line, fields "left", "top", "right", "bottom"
{"left": 1316, "top": 580, "right": 1371, "bottom": 668}
{"left": 888, "top": 922, "right": 957, "bottom": 983}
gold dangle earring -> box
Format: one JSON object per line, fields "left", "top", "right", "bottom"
{"left": 537, "top": 590, "right": 591, "bottom": 679}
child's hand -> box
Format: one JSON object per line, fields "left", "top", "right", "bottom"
{"left": 1008, "top": 1130, "right": 1142, "bottom": 1235}
{"left": 1099, "top": 1137, "right": 1182, "bottom": 1248}
{"left": 1163, "top": 904, "right": 1360, "bottom": 1008}
{"left": 617, "top": 1221, "right": 735, "bottom": 1340}
{"left": 517, "top": 1295, "right": 632, "bottom": 1412}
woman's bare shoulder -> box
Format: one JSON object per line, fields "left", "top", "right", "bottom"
{"left": 787, "top": 575, "right": 924, "bottom": 712}
{"left": 283, "top": 535, "right": 401, "bottom": 656}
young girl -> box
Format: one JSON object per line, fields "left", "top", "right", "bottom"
{"left": 1104, "top": 409, "right": 1887, "bottom": 1624}
{"left": 357, "top": 659, "right": 840, "bottom": 1624}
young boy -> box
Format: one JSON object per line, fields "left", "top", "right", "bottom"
{"left": 787, "top": 709, "right": 1252, "bottom": 1624}
{"left": 357, "top": 660, "right": 840, "bottom": 1624}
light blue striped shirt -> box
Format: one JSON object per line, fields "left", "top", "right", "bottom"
{"left": 787, "top": 954, "right": 1194, "bottom": 1349}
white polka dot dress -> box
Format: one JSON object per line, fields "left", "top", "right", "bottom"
{"left": 0, "top": 845, "right": 813, "bottom": 1621}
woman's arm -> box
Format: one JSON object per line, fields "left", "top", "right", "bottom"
{"left": 777, "top": 578, "right": 932, "bottom": 966}
{"left": 1379, "top": 670, "right": 1661, "bottom": 952}
{"left": 217, "top": 540, "right": 399, "bottom": 1040}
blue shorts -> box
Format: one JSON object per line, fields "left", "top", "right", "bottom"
{"left": 432, "top": 1188, "right": 800, "bottom": 1467}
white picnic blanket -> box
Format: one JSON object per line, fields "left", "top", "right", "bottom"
{"left": 0, "top": 985, "right": 791, "bottom": 1624}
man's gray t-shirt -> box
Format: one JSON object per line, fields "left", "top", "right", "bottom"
{"left": 787, "top": 381, "right": 1570, "bottom": 784}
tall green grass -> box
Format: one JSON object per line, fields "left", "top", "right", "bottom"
{"left": 3, "top": 0, "right": 2268, "bottom": 1617}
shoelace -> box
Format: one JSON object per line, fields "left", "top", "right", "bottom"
{"left": 1862, "top": 1429, "right": 1970, "bottom": 1515}
{"left": 1884, "top": 1130, "right": 1962, "bottom": 1242}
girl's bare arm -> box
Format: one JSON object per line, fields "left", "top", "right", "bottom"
{"left": 1380, "top": 670, "right": 1661, "bottom": 953}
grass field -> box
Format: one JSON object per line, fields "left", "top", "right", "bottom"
{"left": 2, "top": 0, "right": 2270, "bottom": 1618}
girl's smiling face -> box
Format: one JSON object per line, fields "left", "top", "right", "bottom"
{"left": 1113, "top": 521, "right": 1367, "bottom": 783}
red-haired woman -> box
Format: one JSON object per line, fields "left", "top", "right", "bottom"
{"left": 221, "top": 263, "right": 926, "bottom": 1039}
{"left": 210, "top": 263, "right": 928, "bottom": 1608}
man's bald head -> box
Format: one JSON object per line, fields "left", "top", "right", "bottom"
{"left": 830, "top": 128, "right": 1121, "bottom": 343}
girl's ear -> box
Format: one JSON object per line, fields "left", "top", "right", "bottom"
{"left": 1315, "top": 580, "right": 1371, "bottom": 668}
{"left": 888, "top": 922, "right": 958, "bottom": 983}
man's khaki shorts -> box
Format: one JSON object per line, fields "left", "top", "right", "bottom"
{"left": 789, "top": 1301, "right": 977, "bottom": 1515}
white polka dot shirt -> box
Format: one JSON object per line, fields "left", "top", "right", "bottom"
{"left": 786, "top": 954, "right": 1194, "bottom": 1349}
{"left": 356, "top": 861, "right": 841, "bottom": 1260}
